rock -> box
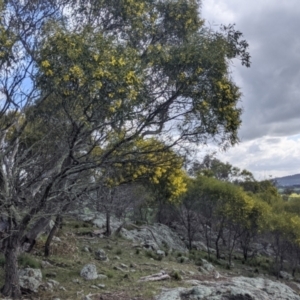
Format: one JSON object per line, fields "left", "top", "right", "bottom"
{"left": 72, "top": 278, "right": 81, "bottom": 284}
{"left": 97, "top": 274, "right": 108, "bottom": 280}
{"left": 83, "top": 246, "right": 90, "bottom": 253}
{"left": 41, "top": 260, "right": 53, "bottom": 269}
{"left": 80, "top": 264, "right": 98, "bottom": 280}
{"left": 157, "top": 250, "right": 165, "bottom": 257}
{"left": 280, "top": 270, "right": 293, "bottom": 280}
{"left": 18, "top": 268, "right": 42, "bottom": 293}
{"left": 40, "top": 281, "right": 53, "bottom": 291}
{"left": 155, "top": 276, "right": 300, "bottom": 300}
{"left": 120, "top": 263, "right": 128, "bottom": 269}
{"left": 90, "top": 285, "right": 99, "bottom": 289}
{"left": 113, "top": 266, "right": 128, "bottom": 272}
{"left": 92, "top": 213, "right": 122, "bottom": 232}
{"left": 97, "top": 284, "right": 105, "bottom": 289}
{"left": 201, "top": 259, "right": 215, "bottom": 272}
{"left": 121, "top": 223, "right": 187, "bottom": 252}
{"left": 143, "top": 240, "right": 160, "bottom": 251}
{"left": 94, "top": 248, "right": 109, "bottom": 261}
{"left": 53, "top": 236, "right": 61, "bottom": 242}
{"left": 185, "top": 279, "right": 202, "bottom": 286}
{"left": 48, "top": 279, "right": 60, "bottom": 286}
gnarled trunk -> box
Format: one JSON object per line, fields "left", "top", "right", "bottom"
{"left": 1, "top": 235, "right": 21, "bottom": 299}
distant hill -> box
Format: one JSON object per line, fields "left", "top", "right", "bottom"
{"left": 274, "top": 174, "right": 300, "bottom": 187}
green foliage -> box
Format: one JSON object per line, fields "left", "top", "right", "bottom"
{"left": 106, "top": 271, "right": 114, "bottom": 279}
{"left": 0, "top": 0, "right": 251, "bottom": 296}
{"left": 170, "top": 270, "right": 182, "bottom": 281}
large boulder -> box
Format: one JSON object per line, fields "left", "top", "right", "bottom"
{"left": 121, "top": 223, "right": 187, "bottom": 252}
{"left": 19, "top": 268, "right": 43, "bottom": 293}
{"left": 80, "top": 264, "right": 98, "bottom": 280}
{"left": 155, "top": 276, "right": 300, "bottom": 300}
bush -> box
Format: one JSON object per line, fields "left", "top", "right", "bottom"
{"left": 170, "top": 270, "right": 182, "bottom": 281}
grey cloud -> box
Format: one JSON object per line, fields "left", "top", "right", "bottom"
{"left": 203, "top": 1, "right": 300, "bottom": 141}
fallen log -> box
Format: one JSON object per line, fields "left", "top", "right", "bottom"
{"left": 138, "top": 271, "right": 170, "bottom": 282}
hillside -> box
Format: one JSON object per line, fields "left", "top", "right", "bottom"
{"left": 1, "top": 215, "right": 300, "bottom": 299}
{"left": 274, "top": 173, "right": 300, "bottom": 187}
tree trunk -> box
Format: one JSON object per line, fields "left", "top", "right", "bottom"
{"left": 45, "top": 215, "right": 62, "bottom": 257}
{"left": 106, "top": 210, "right": 111, "bottom": 236}
{"left": 21, "top": 216, "right": 52, "bottom": 252}
{"left": 1, "top": 236, "right": 22, "bottom": 299}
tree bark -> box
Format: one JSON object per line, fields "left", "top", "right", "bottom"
{"left": 106, "top": 210, "right": 111, "bottom": 236}
{"left": 1, "top": 236, "right": 22, "bottom": 299}
{"left": 45, "top": 215, "right": 62, "bottom": 257}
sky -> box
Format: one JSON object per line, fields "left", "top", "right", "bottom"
{"left": 199, "top": 0, "right": 300, "bottom": 179}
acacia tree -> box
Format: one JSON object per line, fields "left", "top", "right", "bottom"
{"left": 91, "top": 138, "right": 188, "bottom": 235}
{"left": 0, "top": 0, "right": 250, "bottom": 297}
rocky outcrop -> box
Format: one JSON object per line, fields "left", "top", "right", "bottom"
{"left": 121, "top": 223, "right": 187, "bottom": 252}
{"left": 156, "top": 276, "right": 300, "bottom": 300}
{"left": 77, "top": 211, "right": 187, "bottom": 252}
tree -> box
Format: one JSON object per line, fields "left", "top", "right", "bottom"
{"left": 0, "top": 0, "right": 250, "bottom": 297}
{"left": 92, "top": 138, "right": 188, "bottom": 234}
{"left": 189, "top": 154, "right": 255, "bottom": 183}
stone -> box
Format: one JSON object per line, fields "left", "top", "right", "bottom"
{"left": 157, "top": 250, "right": 165, "bottom": 257}
{"left": 72, "top": 278, "right": 81, "bottom": 284}
{"left": 41, "top": 260, "right": 52, "bottom": 268}
{"left": 98, "top": 284, "right": 106, "bottom": 289}
{"left": 48, "top": 279, "right": 60, "bottom": 286}
{"left": 201, "top": 259, "right": 215, "bottom": 272}
{"left": 90, "top": 285, "right": 99, "bottom": 289}
{"left": 53, "top": 236, "right": 61, "bottom": 242}
{"left": 83, "top": 246, "right": 90, "bottom": 253}
{"left": 280, "top": 270, "right": 293, "bottom": 280}
{"left": 18, "top": 268, "right": 43, "bottom": 293}
{"left": 155, "top": 276, "right": 300, "bottom": 300}
{"left": 121, "top": 223, "right": 187, "bottom": 252}
{"left": 80, "top": 264, "right": 98, "bottom": 280}
{"left": 94, "top": 248, "right": 109, "bottom": 261}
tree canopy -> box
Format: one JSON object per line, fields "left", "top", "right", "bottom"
{"left": 0, "top": 0, "right": 250, "bottom": 298}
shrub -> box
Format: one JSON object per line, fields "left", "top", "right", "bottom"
{"left": 170, "top": 270, "right": 182, "bottom": 281}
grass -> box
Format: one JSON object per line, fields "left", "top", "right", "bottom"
{"left": 0, "top": 217, "right": 295, "bottom": 299}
